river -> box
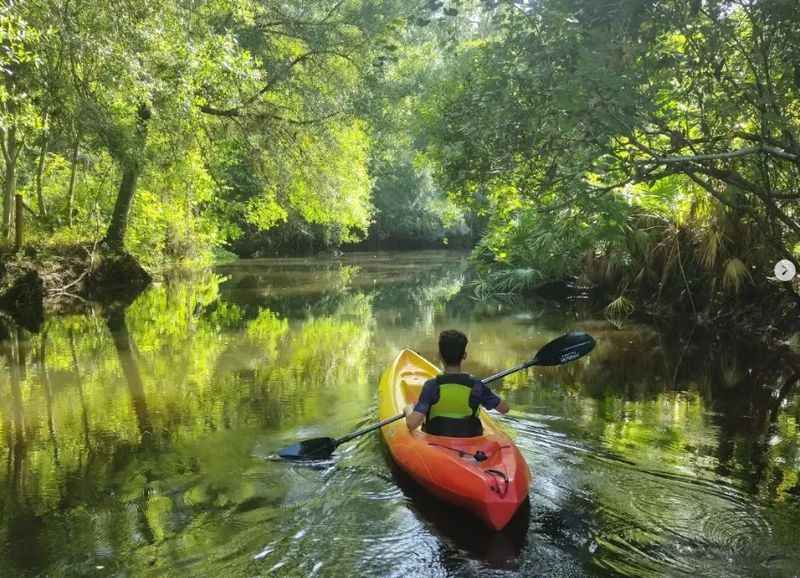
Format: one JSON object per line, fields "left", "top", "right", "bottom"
{"left": 0, "top": 251, "right": 798, "bottom": 577}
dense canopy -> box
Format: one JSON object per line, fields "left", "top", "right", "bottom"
{"left": 1, "top": 0, "right": 798, "bottom": 319}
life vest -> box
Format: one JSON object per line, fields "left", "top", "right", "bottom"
{"left": 424, "top": 374, "right": 483, "bottom": 437}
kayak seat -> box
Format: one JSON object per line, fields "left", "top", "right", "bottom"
{"left": 400, "top": 370, "right": 428, "bottom": 399}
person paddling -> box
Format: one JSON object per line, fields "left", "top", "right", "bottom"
{"left": 404, "top": 329, "right": 510, "bottom": 437}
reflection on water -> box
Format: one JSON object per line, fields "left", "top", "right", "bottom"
{"left": 0, "top": 251, "right": 798, "bottom": 577}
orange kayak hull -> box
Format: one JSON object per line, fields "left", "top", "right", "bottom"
{"left": 378, "top": 349, "right": 531, "bottom": 530}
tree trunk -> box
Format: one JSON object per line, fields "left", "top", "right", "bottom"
{"left": 2, "top": 126, "right": 18, "bottom": 241}
{"left": 103, "top": 105, "right": 149, "bottom": 251}
{"left": 14, "top": 193, "right": 23, "bottom": 252}
{"left": 35, "top": 114, "right": 49, "bottom": 219}
{"left": 103, "top": 160, "right": 140, "bottom": 251}
{"left": 66, "top": 130, "right": 80, "bottom": 226}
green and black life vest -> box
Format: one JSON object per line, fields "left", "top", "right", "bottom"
{"left": 423, "top": 374, "right": 483, "bottom": 438}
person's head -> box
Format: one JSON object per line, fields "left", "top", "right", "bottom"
{"left": 439, "top": 329, "right": 468, "bottom": 366}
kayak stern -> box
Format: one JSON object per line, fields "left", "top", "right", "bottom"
{"left": 379, "top": 349, "right": 532, "bottom": 531}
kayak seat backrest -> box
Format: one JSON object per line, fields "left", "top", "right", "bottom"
{"left": 400, "top": 370, "right": 428, "bottom": 401}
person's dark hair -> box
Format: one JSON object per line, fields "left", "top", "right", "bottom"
{"left": 439, "top": 329, "right": 468, "bottom": 365}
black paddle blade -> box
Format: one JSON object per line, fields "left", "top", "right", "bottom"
{"left": 531, "top": 331, "right": 596, "bottom": 366}
{"left": 278, "top": 437, "right": 337, "bottom": 460}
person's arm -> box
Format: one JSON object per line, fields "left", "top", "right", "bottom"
{"left": 405, "top": 379, "right": 436, "bottom": 431}
{"left": 477, "top": 380, "right": 509, "bottom": 414}
{"left": 404, "top": 404, "right": 425, "bottom": 431}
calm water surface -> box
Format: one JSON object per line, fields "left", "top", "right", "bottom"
{"left": 0, "top": 251, "right": 798, "bottom": 577}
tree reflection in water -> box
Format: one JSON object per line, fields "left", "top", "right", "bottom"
{"left": 0, "top": 253, "right": 796, "bottom": 576}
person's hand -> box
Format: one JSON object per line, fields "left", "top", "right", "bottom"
{"left": 403, "top": 404, "right": 415, "bottom": 417}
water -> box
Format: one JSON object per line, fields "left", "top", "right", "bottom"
{"left": 0, "top": 251, "right": 798, "bottom": 577}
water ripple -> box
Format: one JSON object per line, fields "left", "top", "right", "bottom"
{"left": 506, "top": 409, "right": 777, "bottom": 577}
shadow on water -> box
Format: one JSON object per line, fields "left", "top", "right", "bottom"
{"left": 106, "top": 305, "right": 155, "bottom": 443}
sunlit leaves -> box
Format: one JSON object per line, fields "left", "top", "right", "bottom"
{"left": 287, "top": 120, "right": 373, "bottom": 243}
{"left": 2, "top": 0, "right": 423, "bottom": 259}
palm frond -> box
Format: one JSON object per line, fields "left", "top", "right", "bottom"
{"left": 605, "top": 295, "right": 635, "bottom": 328}
{"left": 721, "top": 257, "right": 752, "bottom": 293}
{"left": 697, "top": 228, "right": 723, "bottom": 270}
{"left": 472, "top": 267, "right": 543, "bottom": 300}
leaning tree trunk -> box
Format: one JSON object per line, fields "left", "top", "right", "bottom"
{"left": 35, "top": 113, "right": 49, "bottom": 219}
{"left": 14, "top": 193, "right": 23, "bottom": 252}
{"left": 103, "top": 105, "right": 149, "bottom": 252}
{"left": 103, "top": 160, "right": 141, "bottom": 251}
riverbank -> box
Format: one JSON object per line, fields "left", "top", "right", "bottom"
{"left": 0, "top": 243, "right": 151, "bottom": 330}
{"left": 2, "top": 242, "right": 797, "bottom": 352}
{"left": 472, "top": 261, "right": 800, "bottom": 350}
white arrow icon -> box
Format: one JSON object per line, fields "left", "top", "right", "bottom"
{"left": 774, "top": 259, "right": 797, "bottom": 282}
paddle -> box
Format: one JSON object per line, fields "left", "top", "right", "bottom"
{"left": 277, "top": 331, "right": 596, "bottom": 460}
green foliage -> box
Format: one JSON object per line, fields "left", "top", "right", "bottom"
{"left": 2, "top": 0, "right": 797, "bottom": 320}
{"left": 419, "top": 0, "right": 799, "bottom": 315}
{"left": 287, "top": 121, "right": 373, "bottom": 243}
{"left": 357, "top": 38, "right": 469, "bottom": 247}
{"left": 1, "top": 0, "right": 433, "bottom": 265}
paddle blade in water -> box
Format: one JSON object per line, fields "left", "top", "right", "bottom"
{"left": 531, "top": 331, "right": 596, "bottom": 366}
{"left": 278, "top": 437, "right": 337, "bottom": 460}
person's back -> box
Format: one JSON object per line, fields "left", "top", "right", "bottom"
{"left": 404, "top": 329, "right": 510, "bottom": 437}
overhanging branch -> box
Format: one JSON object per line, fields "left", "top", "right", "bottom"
{"left": 645, "top": 145, "right": 797, "bottom": 164}
{"left": 199, "top": 50, "right": 354, "bottom": 120}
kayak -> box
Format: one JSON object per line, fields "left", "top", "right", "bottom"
{"left": 378, "top": 349, "right": 531, "bottom": 530}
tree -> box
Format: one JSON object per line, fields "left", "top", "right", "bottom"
{"left": 421, "top": 0, "right": 799, "bottom": 309}
{"left": 0, "top": 4, "right": 48, "bottom": 241}
{"left": 1, "top": 0, "right": 427, "bottom": 262}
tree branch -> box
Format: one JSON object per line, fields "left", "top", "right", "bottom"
{"left": 198, "top": 104, "right": 240, "bottom": 118}
{"left": 644, "top": 146, "right": 797, "bottom": 165}
{"left": 199, "top": 50, "right": 354, "bottom": 119}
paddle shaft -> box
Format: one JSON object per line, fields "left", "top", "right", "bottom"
{"left": 333, "top": 360, "right": 535, "bottom": 447}
{"left": 480, "top": 362, "right": 532, "bottom": 385}
{"left": 335, "top": 413, "right": 405, "bottom": 446}
{"left": 279, "top": 332, "right": 595, "bottom": 459}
